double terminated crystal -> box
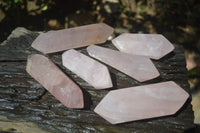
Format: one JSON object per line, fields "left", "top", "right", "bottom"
{"left": 28, "top": 24, "right": 183, "bottom": 125}
{"left": 112, "top": 33, "right": 175, "bottom": 60}
{"left": 26, "top": 54, "right": 84, "bottom": 109}
{"left": 94, "top": 81, "right": 189, "bottom": 124}
{"left": 62, "top": 49, "right": 112, "bottom": 89}
{"left": 32, "top": 23, "right": 114, "bottom": 54}
{"left": 87, "top": 45, "right": 160, "bottom": 82}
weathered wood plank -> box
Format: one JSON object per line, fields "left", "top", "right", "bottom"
{"left": 0, "top": 28, "right": 195, "bottom": 133}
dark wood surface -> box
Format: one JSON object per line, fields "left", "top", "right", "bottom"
{"left": 0, "top": 27, "right": 195, "bottom": 133}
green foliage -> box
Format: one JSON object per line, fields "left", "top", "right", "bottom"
{"left": 14, "top": 0, "right": 19, "bottom": 3}
{"left": 140, "top": 5, "right": 146, "bottom": 11}
{"left": 42, "top": 5, "right": 48, "bottom": 11}
{"left": 118, "top": 3, "right": 128, "bottom": 13}
{"left": 187, "top": 69, "right": 199, "bottom": 77}
{"left": 3, "top": 0, "right": 20, "bottom": 5}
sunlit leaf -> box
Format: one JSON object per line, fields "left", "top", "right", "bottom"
{"left": 42, "top": 5, "right": 48, "bottom": 11}
{"left": 14, "top": 0, "right": 19, "bottom": 3}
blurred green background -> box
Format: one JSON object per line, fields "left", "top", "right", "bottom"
{"left": 0, "top": 0, "right": 199, "bottom": 45}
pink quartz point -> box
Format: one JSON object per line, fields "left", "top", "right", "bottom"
{"left": 112, "top": 33, "right": 175, "bottom": 60}
{"left": 94, "top": 81, "right": 189, "bottom": 124}
{"left": 26, "top": 54, "right": 84, "bottom": 109}
{"left": 62, "top": 49, "right": 113, "bottom": 89}
{"left": 87, "top": 45, "right": 160, "bottom": 82}
{"left": 31, "top": 23, "right": 114, "bottom": 54}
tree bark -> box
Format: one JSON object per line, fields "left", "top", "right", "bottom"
{"left": 0, "top": 27, "right": 195, "bottom": 133}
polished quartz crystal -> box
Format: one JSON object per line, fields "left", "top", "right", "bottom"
{"left": 87, "top": 45, "right": 160, "bottom": 82}
{"left": 26, "top": 54, "right": 84, "bottom": 109}
{"left": 62, "top": 49, "right": 113, "bottom": 89}
{"left": 32, "top": 23, "right": 114, "bottom": 54}
{"left": 112, "top": 33, "right": 175, "bottom": 60}
{"left": 94, "top": 81, "right": 189, "bottom": 124}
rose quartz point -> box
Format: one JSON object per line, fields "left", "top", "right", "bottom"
{"left": 112, "top": 33, "right": 175, "bottom": 60}
{"left": 32, "top": 23, "right": 114, "bottom": 54}
{"left": 94, "top": 81, "right": 189, "bottom": 124}
{"left": 26, "top": 54, "right": 84, "bottom": 109}
{"left": 62, "top": 49, "right": 113, "bottom": 89}
{"left": 87, "top": 45, "right": 160, "bottom": 82}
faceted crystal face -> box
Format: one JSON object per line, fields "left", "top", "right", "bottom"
{"left": 94, "top": 81, "right": 189, "bottom": 124}
{"left": 32, "top": 23, "right": 114, "bottom": 54}
{"left": 62, "top": 49, "right": 113, "bottom": 89}
{"left": 112, "top": 33, "right": 175, "bottom": 60}
{"left": 26, "top": 54, "right": 84, "bottom": 109}
{"left": 87, "top": 45, "right": 160, "bottom": 82}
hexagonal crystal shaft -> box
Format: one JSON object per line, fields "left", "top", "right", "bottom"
{"left": 62, "top": 49, "right": 113, "bottom": 89}
{"left": 112, "top": 33, "right": 175, "bottom": 60}
{"left": 26, "top": 54, "right": 84, "bottom": 109}
{"left": 32, "top": 23, "right": 114, "bottom": 54}
{"left": 87, "top": 45, "right": 160, "bottom": 82}
{"left": 94, "top": 81, "right": 189, "bottom": 124}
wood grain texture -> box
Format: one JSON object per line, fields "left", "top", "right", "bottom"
{"left": 0, "top": 27, "right": 195, "bottom": 133}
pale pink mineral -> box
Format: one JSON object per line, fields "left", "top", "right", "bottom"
{"left": 87, "top": 45, "right": 160, "bottom": 82}
{"left": 94, "top": 81, "right": 189, "bottom": 124}
{"left": 26, "top": 54, "right": 84, "bottom": 109}
{"left": 62, "top": 49, "right": 113, "bottom": 89}
{"left": 32, "top": 23, "right": 114, "bottom": 54}
{"left": 112, "top": 33, "right": 175, "bottom": 60}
